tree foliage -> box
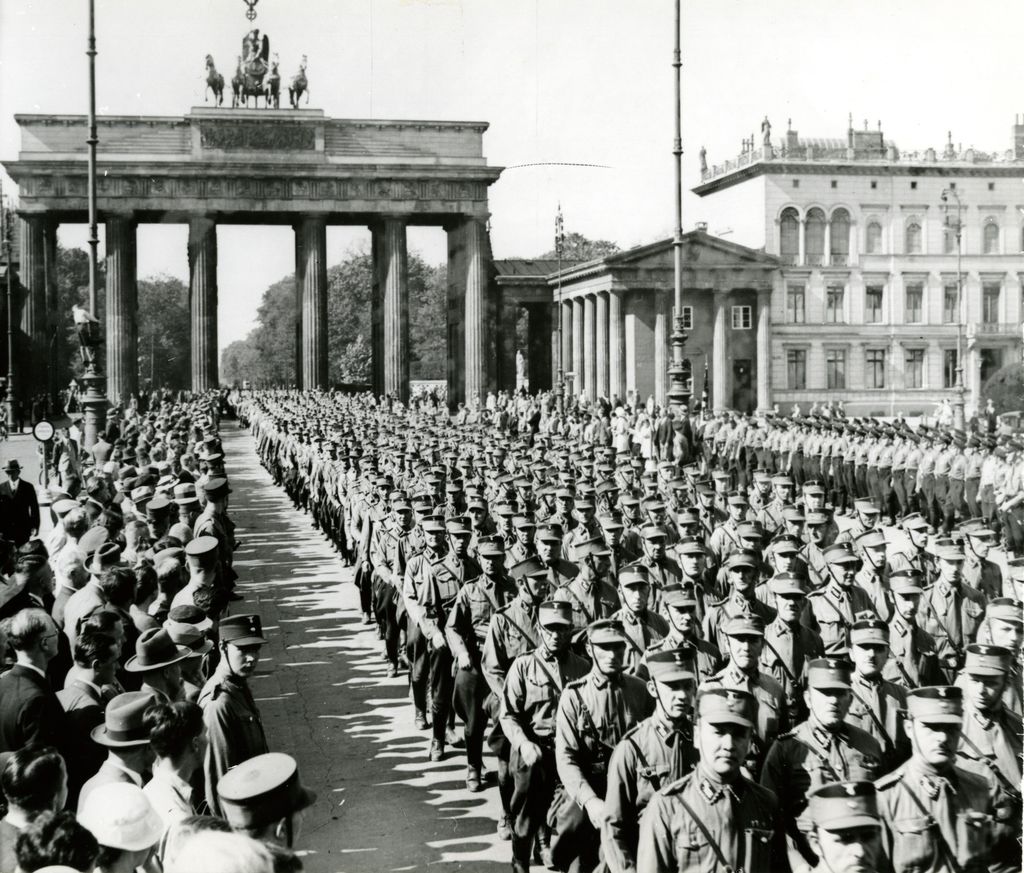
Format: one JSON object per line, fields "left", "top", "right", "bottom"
{"left": 981, "top": 362, "right": 1024, "bottom": 415}
{"left": 137, "top": 274, "right": 190, "bottom": 390}
{"left": 538, "top": 232, "right": 620, "bottom": 261}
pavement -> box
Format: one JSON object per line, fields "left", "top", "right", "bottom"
{"left": 220, "top": 427, "right": 509, "bottom": 873}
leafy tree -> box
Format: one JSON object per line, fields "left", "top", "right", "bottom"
{"left": 136, "top": 274, "right": 189, "bottom": 390}
{"left": 981, "top": 362, "right": 1024, "bottom": 415}
{"left": 538, "top": 232, "right": 620, "bottom": 261}
{"left": 336, "top": 333, "right": 372, "bottom": 383}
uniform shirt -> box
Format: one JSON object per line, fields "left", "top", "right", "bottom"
{"left": 198, "top": 664, "right": 269, "bottom": 816}
{"left": 759, "top": 618, "right": 824, "bottom": 719}
{"left": 499, "top": 647, "right": 590, "bottom": 751}
{"left": 847, "top": 672, "right": 909, "bottom": 768}
{"left": 884, "top": 614, "right": 943, "bottom": 688}
{"left": 854, "top": 566, "right": 893, "bottom": 622}
{"left": 917, "top": 581, "right": 986, "bottom": 667}
{"left": 708, "top": 521, "right": 744, "bottom": 564}
{"left": 700, "top": 665, "right": 788, "bottom": 750}
{"left": 637, "top": 765, "right": 786, "bottom": 873}
{"left": 481, "top": 597, "right": 541, "bottom": 697}
{"left": 445, "top": 574, "right": 517, "bottom": 664}
{"left": 604, "top": 713, "right": 700, "bottom": 873}
{"left": 961, "top": 557, "right": 1003, "bottom": 601}
{"left": 701, "top": 593, "right": 777, "bottom": 655}
{"left": 806, "top": 582, "right": 878, "bottom": 653}
{"left": 613, "top": 607, "right": 669, "bottom": 674}
{"left": 553, "top": 575, "right": 620, "bottom": 635}
{"left": 955, "top": 705, "right": 1023, "bottom": 795}
{"left": 555, "top": 670, "right": 653, "bottom": 808}
{"left": 642, "top": 632, "right": 723, "bottom": 685}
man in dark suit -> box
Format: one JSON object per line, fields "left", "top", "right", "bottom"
{"left": 0, "top": 460, "right": 40, "bottom": 547}
{"left": 0, "top": 608, "right": 67, "bottom": 753}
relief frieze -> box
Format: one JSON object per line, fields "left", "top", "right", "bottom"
{"left": 199, "top": 123, "right": 316, "bottom": 151}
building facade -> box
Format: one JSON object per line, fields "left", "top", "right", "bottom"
{"left": 694, "top": 117, "right": 1024, "bottom": 416}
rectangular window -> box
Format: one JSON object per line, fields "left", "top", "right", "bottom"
{"left": 905, "top": 284, "right": 923, "bottom": 323}
{"left": 786, "top": 349, "right": 807, "bottom": 390}
{"left": 905, "top": 348, "right": 925, "bottom": 388}
{"left": 826, "top": 349, "right": 846, "bottom": 390}
{"left": 866, "top": 349, "right": 886, "bottom": 389}
{"left": 786, "top": 285, "right": 805, "bottom": 323}
{"left": 865, "top": 286, "right": 884, "bottom": 323}
{"left": 943, "top": 285, "right": 959, "bottom": 324}
{"left": 731, "top": 306, "right": 752, "bottom": 329}
{"left": 982, "top": 284, "right": 1000, "bottom": 324}
{"left": 943, "top": 349, "right": 959, "bottom": 388}
{"left": 680, "top": 306, "right": 693, "bottom": 330}
{"left": 825, "top": 286, "right": 846, "bottom": 323}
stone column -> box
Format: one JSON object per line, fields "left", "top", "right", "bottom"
{"left": 296, "top": 217, "right": 328, "bottom": 390}
{"left": 527, "top": 303, "right": 553, "bottom": 392}
{"left": 370, "top": 237, "right": 383, "bottom": 395}
{"left": 596, "top": 291, "right": 609, "bottom": 399}
{"left": 188, "top": 217, "right": 218, "bottom": 392}
{"left": 609, "top": 290, "right": 626, "bottom": 402}
{"left": 654, "top": 292, "right": 668, "bottom": 405}
{"left": 446, "top": 218, "right": 489, "bottom": 406}
{"left": 105, "top": 216, "right": 138, "bottom": 403}
{"left": 17, "top": 216, "right": 49, "bottom": 401}
{"left": 712, "top": 289, "right": 728, "bottom": 411}
{"left": 560, "top": 299, "right": 573, "bottom": 384}
{"left": 798, "top": 218, "right": 806, "bottom": 266}
{"left": 571, "top": 297, "right": 584, "bottom": 400}
{"left": 756, "top": 288, "right": 772, "bottom": 412}
{"left": 583, "top": 294, "right": 596, "bottom": 400}
{"left": 293, "top": 228, "right": 304, "bottom": 389}
{"left": 373, "top": 219, "right": 410, "bottom": 401}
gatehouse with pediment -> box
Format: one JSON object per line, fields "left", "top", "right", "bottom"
{"left": 3, "top": 108, "right": 502, "bottom": 405}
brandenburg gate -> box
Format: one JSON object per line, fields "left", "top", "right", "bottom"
{"left": 3, "top": 108, "right": 502, "bottom": 404}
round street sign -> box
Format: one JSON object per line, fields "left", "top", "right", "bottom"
{"left": 32, "top": 420, "right": 55, "bottom": 442}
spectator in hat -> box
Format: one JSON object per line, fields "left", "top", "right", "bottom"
{"left": 77, "top": 691, "right": 158, "bottom": 813}
{"left": 50, "top": 508, "right": 90, "bottom": 625}
{"left": 14, "top": 808, "right": 99, "bottom": 873}
{"left": 198, "top": 614, "right": 269, "bottom": 817}
{"left": 0, "top": 609, "right": 68, "bottom": 753}
{"left": 0, "top": 459, "right": 40, "bottom": 547}
{"left": 143, "top": 701, "right": 208, "bottom": 834}
{"left": 163, "top": 608, "right": 215, "bottom": 703}
{"left": 125, "top": 628, "right": 191, "bottom": 703}
{"left": 0, "top": 543, "right": 56, "bottom": 623}
{"left": 61, "top": 544, "right": 122, "bottom": 651}
{"left": 0, "top": 744, "right": 70, "bottom": 873}
{"left": 77, "top": 782, "right": 163, "bottom": 873}
{"left": 164, "top": 830, "right": 274, "bottom": 873}
{"left": 129, "top": 564, "right": 160, "bottom": 637}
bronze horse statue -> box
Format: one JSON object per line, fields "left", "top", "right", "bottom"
{"left": 288, "top": 55, "right": 309, "bottom": 109}
{"left": 232, "top": 30, "right": 271, "bottom": 108}
{"left": 204, "top": 55, "right": 225, "bottom": 106}
{"left": 265, "top": 54, "right": 281, "bottom": 109}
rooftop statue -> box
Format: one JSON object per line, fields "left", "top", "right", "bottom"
{"left": 232, "top": 29, "right": 271, "bottom": 108}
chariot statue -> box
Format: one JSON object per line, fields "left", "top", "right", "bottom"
{"left": 232, "top": 29, "right": 271, "bottom": 108}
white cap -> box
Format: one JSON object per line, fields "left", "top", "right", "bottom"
{"left": 78, "top": 783, "right": 163, "bottom": 852}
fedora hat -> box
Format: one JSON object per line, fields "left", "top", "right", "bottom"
{"left": 91, "top": 691, "right": 158, "bottom": 747}
{"left": 163, "top": 621, "right": 214, "bottom": 657}
{"left": 2, "top": 459, "right": 20, "bottom": 473}
{"left": 124, "top": 628, "right": 192, "bottom": 673}
{"left": 87, "top": 542, "right": 123, "bottom": 576}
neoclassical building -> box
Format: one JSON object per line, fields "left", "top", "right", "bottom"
{"left": 491, "top": 231, "right": 779, "bottom": 412}
{"left": 694, "top": 117, "right": 1024, "bottom": 416}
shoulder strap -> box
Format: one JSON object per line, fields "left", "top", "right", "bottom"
{"left": 848, "top": 688, "right": 894, "bottom": 751}
{"left": 626, "top": 733, "right": 661, "bottom": 792}
{"left": 499, "top": 610, "right": 538, "bottom": 649}
{"left": 571, "top": 686, "right": 614, "bottom": 752}
{"left": 530, "top": 652, "right": 563, "bottom": 694}
{"left": 958, "top": 732, "right": 1021, "bottom": 797}
{"left": 760, "top": 636, "right": 797, "bottom": 685}
{"left": 674, "top": 791, "right": 734, "bottom": 873}
{"left": 895, "top": 774, "right": 964, "bottom": 873}
{"left": 791, "top": 733, "right": 844, "bottom": 782}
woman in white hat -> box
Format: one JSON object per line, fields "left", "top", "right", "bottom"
{"left": 77, "top": 782, "right": 163, "bottom": 873}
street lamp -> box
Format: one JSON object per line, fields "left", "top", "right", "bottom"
{"left": 555, "top": 204, "right": 565, "bottom": 417}
{"left": 666, "top": 0, "right": 691, "bottom": 415}
{"left": 941, "top": 187, "right": 966, "bottom": 430}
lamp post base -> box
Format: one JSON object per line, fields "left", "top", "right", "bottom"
{"left": 667, "top": 317, "right": 690, "bottom": 416}
{"left": 80, "top": 367, "right": 107, "bottom": 450}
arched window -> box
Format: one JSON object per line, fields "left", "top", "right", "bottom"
{"left": 905, "top": 221, "right": 922, "bottom": 254}
{"left": 866, "top": 221, "right": 883, "bottom": 254}
{"left": 983, "top": 220, "right": 1000, "bottom": 255}
{"left": 780, "top": 208, "right": 799, "bottom": 264}
{"left": 805, "top": 208, "right": 826, "bottom": 265}
{"left": 830, "top": 208, "right": 850, "bottom": 265}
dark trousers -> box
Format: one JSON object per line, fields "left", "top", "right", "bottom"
{"left": 904, "top": 470, "right": 919, "bottom": 515}
{"left": 355, "top": 562, "right": 373, "bottom": 617}
{"left": 452, "top": 664, "right": 490, "bottom": 768}
{"left": 407, "top": 623, "right": 429, "bottom": 715}
{"left": 855, "top": 465, "right": 868, "bottom": 500}
{"left": 944, "top": 479, "right": 965, "bottom": 533}
{"left": 964, "top": 478, "right": 981, "bottom": 519}
{"left": 920, "top": 474, "right": 937, "bottom": 526}
{"left": 550, "top": 773, "right": 606, "bottom": 873}
{"left": 428, "top": 642, "right": 455, "bottom": 745}
{"left": 510, "top": 744, "right": 556, "bottom": 873}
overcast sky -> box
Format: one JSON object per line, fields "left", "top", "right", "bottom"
{"left": 1, "top": 0, "right": 1022, "bottom": 347}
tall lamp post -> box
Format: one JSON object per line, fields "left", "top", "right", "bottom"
{"left": 666, "top": 0, "right": 691, "bottom": 415}
{"left": 79, "top": 0, "right": 107, "bottom": 450}
{"left": 941, "top": 187, "right": 966, "bottom": 430}
{"left": 1, "top": 184, "right": 14, "bottom": 431}
{"left": 555, "top": 204, "right": 565, "bottom": 417}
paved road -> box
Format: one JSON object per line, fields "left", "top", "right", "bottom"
{"left": 222, "top": 428, "right": 509, "bottom": 873}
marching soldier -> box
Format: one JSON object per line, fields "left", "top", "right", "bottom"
{"left": 500, "top": 600, "right": 589, "bottom": 873}
{"left": 552, "top": 618, "right": 653, "bottom": 873}
{"left": 707, "top": 492, "right": 748, "bottom": 565}
{"left": 917, "top": 543, "right": 986, "bottom": 682}
{"left": 643, "top": 584, "right": 723, "bottom": 685}
{"left": 853, "top": 529, "right": 893, "bottom": 621}
{"left": 962, "top": 527, "right": 1003, "bottom": 600}
{"left": 535, "top": 523, "right": 580, "bottom": 590}
{"left": 885, "top": 569, "right": 944, "bottom": 688}
{"left": 633, "top": 525, "right": 682, "bottom": 613}
{"left": 702, "top": 550, "right": 777, "bottom": 655}
{"left": 889, "top": 512, "right": 932, "bottom": 577}
{"left": 612, "top": 565, "right": 669, "bottom": 674}
{"left": 976, "top": 597, "right": 1023, "bottom": 716}
{"left": 637, "top": 687, "right": 787, "bottom": 873}
{"left": 803, "top": 781, "right": 888, "bottom": 873}
{"left": 603, "top": 649, "right": 699, "bottom": 873}
{"left": 553, "top": 538, "right": 620, "bottom": 639}
{"left": 806, "top": 543, "right": 877, "bottom": 653}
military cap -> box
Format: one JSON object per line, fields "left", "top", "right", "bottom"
{"left": 575, "top": 537, "right": 610, "bottom": 560}
{"left": 985, "top": 598, "right": 1023, "bottom": 625}
{"left": 770, "top": 572, "right": 808, "bottom": 597}
{"left": 595, "top": 480, "right": 618, "bottom": 497}
{"left": 598, "top": 514, "right": 624, "bottom": 531}
{"left": 935, "top": 543, "right": 965, "bottom": 562}
{"left": 184, "top": 535, "right": 219, "bottom": 562}
{"left": 807, "top": 782, "right": 881, "bottom": 832}
{"left": 554, "top": 486, "right": 576, "bottom": 500}
{"left": 901, "top": 512, "right": 929, "bottom": 531}
{"left": 753, "top": 470, "right": 771, "bottom": 483}
{"left": 781, "top": 506, "right": 806, "bottom": 523}
{"left": 667, "top": 477, "right": 688, "bottom": 492}
{"left": 736, "top": 521, "right": 765, "bottom": 540}
{"left": 711, "top": 470, "right": 731, "bottom": 482}
{"left": 723, "top": 614, "right": 765, "bottom": 637}
{"left": 771, "top": 474, "right": 794, "bottom": 487}
{"left": 642, "top": 500, "right": 667, "bottom": 516}
{"left": 695, "top": 480, "right": 715, "bottom": 495}
{"left": 538, "top": 599, "right": 573, "bottom": 629}
{"left": 803, "top": 480, "right": 826, "bottom": 496}
{"left": 146, "top": 494, "right": 172, "bottom": 517}
{"left": 676, "top": 508, "right": 701, "bottom": 526}
{"left": 411, "top": 495, "right": 434, "bottom": 510}
{"left": 620, "top": 494, "right": 641, "bottom": 508}
{"left": 220, "top": 614, "right": 266, "bottom": 647}
{"left": 805, "top": 510, "right": 829, "bottom": 526}
{"left": 725, "top": 549, "right": 760, "bottom": 570}
{"left": 849, "top": 618, "right": 889, "bottom": 647}
{"left": 421, "top": 517, "right": 446, "bottom": 534}
{"left": 536, "top": 523, "right": 564, "bottom": 542}
{"left": 393, "top": 498, "right": 413, "bottom": 513}
{"left": 444, "top": 482, "right": 464, "bottom": 495}
{"left": 575, "top": 498, "right": 596, "bottom": 512}
{"left": 662, "top": 583, "right": 699, "bottom": 609}
{"left": 647, "top": 648, "right": 697, "bottom": 684}
{"left": 907, "top": 686, "right": 962, "bottom": 724}
{"left": 965, "top": 527, "right": 997, "bottom": 540}
{"left": 852, "top": 499, "right": 879, "bottom": 515}
{"left": 726, "top": 491, "right": 749, "bottom": 506}
{"left": 640, "top": 524, "right": 667, "bottom": 541}
{"left": 204, "top": 477, "right": 231, "bottom": 500}
{"left": 478, "top": 539, "right": 506, "bottom": 559}
{"left": 619, "top": 565, "right": 651, "bottom": 587}
{"left": 675, "top": 536, "right": 706, "bottom": 556}
{"left": 588, "top": 618, "right": 626, "bottom": 645}
{"left": 772, "top": 534, "right": 802, "bottom": 554}
{"left": 510, "top": 556, "right": 547, "bottom": 580}
{"left": 964, "top": 644, "right": 1011, "bottom": 676}
{"left": 446, "top": 518, "right": 473, "bottom": 536}
{"left": 697, "top": 688, "right": 756, "bottom": 728}
{"left": 218, "top": 752, "right": 317, "bottom": 830}
{"left": 806, "top": 657, "right": 852, "bottom": 690}
{"left": 855, "top": 529, "right": 887, "bottom": 551}
{"left": 824, "top": 542, "right": 860, "bottom": 565}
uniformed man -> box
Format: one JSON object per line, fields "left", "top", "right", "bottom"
{"left": 977, "top": 597, "right": 1023, "bottom": 717}
{"left": 637, "top": 687, "right": 787, "bottom": 873}
{"left": 500, "top": 599, "right": 589, "bottom": 873}
{"left": 888, "top": 512, "right": 932, "bottom": 577}
{"left": 612, "top": 565, "right": 669, "bottom": 674}
{"left": 917, "top": 543, "right": 986, "bottom": 682}
{"left": 756, "top": 474, "right": 794, "bottom": 536}
{"left": 508, "top": 515, "right": 537, "bottom": 565}
{"left": 198, "top": 613, "right": 269, "bottom": 817}
{"left": 852, "top": 530, "right": 893, "bottom": 622}
{"left": 761, "top": 657, "right": 883, "bottom": 871}
{"left": 643, "top": 584, "right": 723, "bottom": 685}
{"left": 760, "top": 572, "right": 823, "bottom": 725}
{"left": 803, "top": 781, "right": 887, "bottom": 873}
{"left": 633, "top": 526, "right": 683, "bottom": 613}
{"left": 802, "top": 511, "right": 832, "bottom": 589}
{"left": 707, "top": 492, "right": 748, "bottom": 565}
{"left": 875, "top": 686, "right": 1011, "bottom": 873}
{"left": 673, "top": 536, "right": 716, "bottom": 615}
{"left": 834, "top": 500, "right": 879, "bottom": 549}
{"left": 603, "top": 649, "right": 699, "bottom": 873}
{"left": 702, "top": 550, "right": 777, "bottom": 655}
{"left": 846, "top": 618, "right": 909, "bottom": 770}
{"left": 962, "top": 527, "right": 1003, "bottom": 600}
{"left": 807, "top": 543, "right": 877, "bottom": 654}
{"left": 535, "top": 523, "right": 580, "bottom": 590}
{"left": 552, "top": 618, "right": 653, "bottom": 873}
{"left": 553, "top": 538, "right": 620, "bottom": 641}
